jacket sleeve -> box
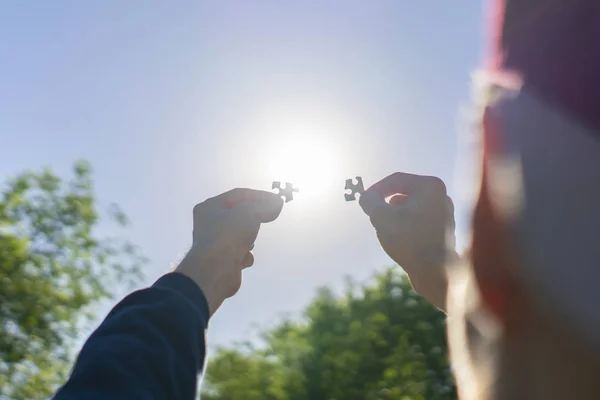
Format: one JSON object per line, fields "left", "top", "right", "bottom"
{"left": 53, "top": 272, "right": 210, "bottom": 400}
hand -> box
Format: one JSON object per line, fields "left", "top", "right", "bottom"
{"left": 175, "top": 188, "right": 284, "bottom": 316}
{"left": 359, "top": 173, "right": 456, "bottom": 310}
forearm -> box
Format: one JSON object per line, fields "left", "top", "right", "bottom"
{"left": 54, "top": 273, "right": 210, "bottom": 400}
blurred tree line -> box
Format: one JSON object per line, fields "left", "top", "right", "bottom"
{"left": 0, "top": 161, "right": 145, "bottom": 399}
{"left": 202, "top": 270, "right": 456, "bottom": 400}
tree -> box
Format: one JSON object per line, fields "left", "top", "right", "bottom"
{"left": 202, "top": 269, "right": 456, "bottom": 400}
{"left": 0, "top": 161, "right": 145, "bottom": 399}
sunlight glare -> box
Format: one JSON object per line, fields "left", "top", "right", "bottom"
{"left": 268, "top": 138, "right": 338, "bottom": 200}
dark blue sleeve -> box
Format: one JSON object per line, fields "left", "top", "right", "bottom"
{"left": 53, "top": 272, "right": 210, "bottom": 400}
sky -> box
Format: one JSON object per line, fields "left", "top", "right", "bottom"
{"left": 0, "top": 1, "right": 484, "bottom": 348}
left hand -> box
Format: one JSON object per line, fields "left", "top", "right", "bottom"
{"left": 359, "top": 172, "right": 456, "bottom": 310}
{"left": 175, "top": 188, "right": 283, "bottom": 315}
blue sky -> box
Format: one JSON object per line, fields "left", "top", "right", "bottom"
{"left": 0, "top": 1, "right": 484, "bottom": 347}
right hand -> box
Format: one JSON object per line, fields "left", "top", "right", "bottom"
{"left": 175, "top": 188, "right": 284, "bottom": 316}
{"left": 359, "top": 172, "right": 456, "bottom": 310}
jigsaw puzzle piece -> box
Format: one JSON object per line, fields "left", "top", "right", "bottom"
{"left": 344, "top": 176, "right": 365, "bottom": 201}
{"left": 272, "top": 181, "right": 299, "bottom": 203}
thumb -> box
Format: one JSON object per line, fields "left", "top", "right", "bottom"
{"left": 225, "top": 197, "right": 283, "bottom": 248}
{"left": 359, "top": 189, "right": 387, "bottom": 217}
{"left": 359, "top": 189, "right": 403, "bottom": 234}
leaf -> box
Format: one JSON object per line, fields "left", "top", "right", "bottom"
{"left": 201, "top": 268, "right": 456, "bottom": 400}
{"left": 0, "top": 161, "right": 145, "bottom": 399}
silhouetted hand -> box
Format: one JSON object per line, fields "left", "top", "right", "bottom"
{"left": 360, "top": 173, "right": 456, "bottom": 310}
{"left": 176, "top": 188, "right": 283, "bottom": 315}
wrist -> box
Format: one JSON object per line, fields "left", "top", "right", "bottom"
{"left": 154, "top": 273, "right": 211, "bottom": 319}
{"left": 174, "top": 247, "right": 222, "bottom": 316}
{"left": 406, "top": 249, "right": 457, "bottom": 313}
{"left": 409, "top": 267, "right": 448, "bottom": 311}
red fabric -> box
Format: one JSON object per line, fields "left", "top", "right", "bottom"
{"left": 489, "top": 0, "right": 600, "bottom": 133}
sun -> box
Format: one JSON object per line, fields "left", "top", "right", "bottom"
{"left": 267, "top": 137, "right": 338, "bottom": 200}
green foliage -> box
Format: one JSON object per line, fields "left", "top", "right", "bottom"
{"left": 0, "top": 161, "right": 145, "bottom": 399}
{"left": 202, "top": 269, "right": 455, "bottom": 400}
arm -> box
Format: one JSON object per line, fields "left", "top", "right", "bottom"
{"left": 53, "top": 188, "right": 283, "bottom": 399}
{"left": 54, "top": 272, "right": 209, "bottom": 400}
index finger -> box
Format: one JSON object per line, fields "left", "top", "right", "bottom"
{"left": 213, "top": 188, "right": 283, "bottom": 222}
{"left": 366, "top": 172, "right": 427, "bottom": 198}
{"left": 208, "top": 188, "right": 276, "bottom": 208}
{"left": 367, "top": 172, "right": 446, "bottom": 198}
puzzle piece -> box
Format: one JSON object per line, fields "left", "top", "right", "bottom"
{"left": 272, "top": 181, "right": 299, "bottom": 203}
{"left": 344, "top": 176, "right": 365, "bottom": 201}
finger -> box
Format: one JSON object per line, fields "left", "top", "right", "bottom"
{"left": 389, "top": 194, "right": 409, "bottom": 206}
{"left": 367, "top": 172, "right": 425, "bottom": 198}
{"left": 224, "top": 207, "right": 261, "bottom": 249}
{"left": 226, "top": 199, "right": 281, "bottom": 249}
{"left": 367, "top": 172, "right": 447, "bottom": 199}
{"left": 446, "top": 196, "right": 456, "bottom": 230}
{"left": 360, "top": 189, "right": 410, "bottom": 218}
{"left": 198, "top": 188, "right": 284, "bottom": 224}
{"left": 446, "top": 195, "right": 455, "bottom": 215}
{"left": 369, "top": 203, "right": 405, "bottom": 236}
{"left": 214, "top": 188, "right": 283, "bottom": 213}
{"left": 359, "top": 189, "right": 388, "bottom": 217}
{"left": 230, "top": 194, "right": 284, "bottom": 224}
{"left": 241, "top": 251, "right": 254, "bottom": 269}
{"left": 358, "top": 190, "right": 405, "bottom": 234}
